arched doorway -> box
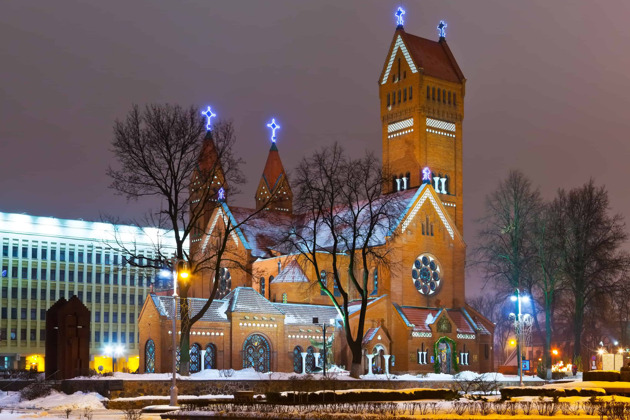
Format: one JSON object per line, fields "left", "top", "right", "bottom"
{"left": 293, "top": 346, "right": 303, "bottom": 373}
{"left": 242, "top": 333, "right": 271, "bottom": 372}
{"left": 144, "top": 339, "right": 155, "bottom": 373}
{"left": 305, "top": 346, "right": 315, "bottom": 373}
{"left": 436, "top": 338, "right": 454, "bottom": 374}
{"left": 204, "top": 343, "right": 217, "bottom": 370}
{"left": 372, "top": 344, "right": 386, "bottom": 374}
{"left": 190, "top": 343, "right": 201, "bottom": 373}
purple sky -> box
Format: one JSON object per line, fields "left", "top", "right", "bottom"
{"left": 2, "top": 1, "right": 630, "bottom": 296}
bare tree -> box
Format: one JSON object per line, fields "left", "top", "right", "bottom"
{"left": 107, "top": 104, "right": 248, "bottom": 375}
{"left": 286, "top": 143, "right": 402, "bottom": 378}
{"left": 468, "top": 292, "right": 514, "bottom": 367}
{"left": 551, "top": 179, "right": 630, "bottom": 362}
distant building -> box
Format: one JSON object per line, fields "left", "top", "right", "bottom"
{"left": 0, "top": 212, "right": 176, "bottom": 372}
{"left": 139, "top": 12, "right": 494, "bottom": 375}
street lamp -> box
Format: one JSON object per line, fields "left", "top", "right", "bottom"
{"left": 104, "top": 345, "right": 124, "bottom": 372}
{"left": 313, "top": 317, "right": 335, "bottom": 377}
{"left": 169, "top": 259, "right": 189, "bottom": 408}
{"left": 510, "top": 290, "right": 529, "bottom": 386}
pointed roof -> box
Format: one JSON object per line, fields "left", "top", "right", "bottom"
{"left": 381, "top": 28, "right": 465, "bottom": 85}
{"left": 223, "top": 287, "right": 284, "bottom": 315}
{"left": 271, "top": 260, "right": 309, "bottom": 283}
{"left": 261, "top": 143, "right": 287, "bottom": 191}
{"left": 198, "top": 130, "right": 220, "bottom": 172}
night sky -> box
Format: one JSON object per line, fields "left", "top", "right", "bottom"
{"left": 2, "top": 1, "right": 630, "bottom": 296}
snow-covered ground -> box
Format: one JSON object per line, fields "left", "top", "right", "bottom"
{"left": 69, "top": 367, "right": 544, "bottom": 382}
{"left": 0, "top": 390, "right": 106, "bottom": 411}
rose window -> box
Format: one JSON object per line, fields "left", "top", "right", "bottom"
{"left": 412, "top": 254, "right": 442, "bottom": 296}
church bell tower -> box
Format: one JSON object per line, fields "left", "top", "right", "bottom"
{"left": 379, "top": 10, "right": 466, "bottom": 233}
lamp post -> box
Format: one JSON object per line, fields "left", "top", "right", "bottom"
{"left": 104, "top": 345, "right": 123, "bottom": 373}
{"left": 511, "top": 290, "right": 528, "bottom": 387}
{"left": 170, "top": 262, "right": 178, "bottom": 408}
{"left": 313, "top": 317, "right": 335, "bottom": 377}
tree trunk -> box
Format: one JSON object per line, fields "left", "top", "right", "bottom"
{"left": 573, "top": 296, "right": 584, "bottom": 362}
{"left": 545, "top": 297, "right": 553, "bottom": 380}
{"left": 348, "top": 341, "right": 363, "bottom": 378}
{"left": 179, "top": 294, "right": 191, "bottom": 376}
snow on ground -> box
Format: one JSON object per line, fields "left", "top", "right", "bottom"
{"left": 546, "top": 380, "right": 630, "bottom": 392}
{"left": 359, "top": 370, "right": 543, "bottom": 382}
{"left": 112, "top": 394, "right": 233, "bottom": 401}
{"left": 0, "top": 391, "right": 106, "bottom": 411}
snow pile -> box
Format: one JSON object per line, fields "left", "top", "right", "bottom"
{"left": 360, "top": 371, "right": 542, "bottom": 382}
{"left": 0, "top": 391, "right": 106, "bottom": 411}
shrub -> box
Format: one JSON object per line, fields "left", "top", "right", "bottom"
{"left": 266, "top": 388, "right": 458, "bottom": 404}
{"left": 500, "top": 386, "right": 605, "bottom": 399}
{"left": 19, "top": 382, "right": 53, "bottom": 401}
{"left": 552, "top": 371, "right": 567, "bottom": 380}
{"left": 583, "top": 370, "right": 620, "bottom": 382}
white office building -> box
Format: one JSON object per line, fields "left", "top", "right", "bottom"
{"left": 0, "top": 211, "right": 177, "bottom": 373}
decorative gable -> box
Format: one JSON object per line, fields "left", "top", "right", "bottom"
{"left": 381, "top": 35, "right": 418, "bottom": 85}
{"left": 401, "top": 186, "right": 455, "bottom": 239}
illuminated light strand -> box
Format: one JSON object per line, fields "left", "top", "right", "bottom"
{"left": 437, "top": 20, "right": 447, "bottom": 38}
{"left": 266, "top": 118, "right": 281, "bottom": 143}
{"left": 402, "top": 188, "right": 454, "bottom": 239}
{"left": 387, "top": 118, "right": 414, "bottom": 133}
{"left": 426, "top": 118, "right": 455, "bottom": 132}
{"left": 381, "top": 36, "right": 418, "bottom": 84}
{"left": 201, "top": 106, "right": 216, "bottom": 131}
{"left": 457, "top": 333, "right": 476, "bottom": 340}
{"left": 387, "top": 129, "right": 414, "bottom": 139}
{"left": 395, "top": 7, "right": 405, "bottom": 27}
{"left": 426, "top": 128, "right": 456, "bottom": 138}
{"left": 412, "top": 332, "right": 433, "bottom": 338}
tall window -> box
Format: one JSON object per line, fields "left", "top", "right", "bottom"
{"left": 371, "top": 268, "right": 378, "bottom": 295}
{"left": 320, "top": 270, "right": 327, "bottom": 295}
{"left": 260, "top": 277, "right": 265, "bottom": 297}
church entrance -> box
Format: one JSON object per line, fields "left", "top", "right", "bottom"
{"left": 435, "top": 338, "right": 454, "bottom": 374}
{"left": 242, "top": 333, "right": 271, "bottom": 372}
{"left": 372, "top": 344, "right": 386, "bottom": 374}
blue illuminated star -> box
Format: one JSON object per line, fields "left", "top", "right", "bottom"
{"left": 266, "top": 118, "right": 281, "bottom": 143}
{"left": 201, "top": 106, "right": 216, "bottom": 131}
{"left": 395, "top": 7, "right": 405, "bottom": 27}
{"left": 437, "top": 20, "right": 447, "bottom": 39}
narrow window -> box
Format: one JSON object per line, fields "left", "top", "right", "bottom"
{"left": 392, "top": 91, "right": 396, "bottom": 105}
{"left": 426, "top": 86, "right": 430, "bottom": 99}
{"left": 448, "top": 91, "right": 452, "bottom": 104}
{"left": 437, "top": 89, "right": 441, "bottom": 102}
{"left": 432, "top": 87, "right": 435, "bottom": 100}
{"left": 387, "top": 93, "right": 390, "bottom": 107}
{"left": 443, "top": 90, "right": 447, "bottom": 104}
{"left": 453, "top": 93, "right": 457, "bottom": 106}
{"left": 409, "top": 86, "right": 412, "bottom": 100}
{"left": 403, "top": 88, "right": 407, "bottom": 101}
{"left": 403, "top": 70, "right": 406, "bottom": 79}
{"left": 397, "top": 90, "right": 401, "bottom": 103}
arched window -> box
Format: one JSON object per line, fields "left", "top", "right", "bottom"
{"left": 320, "top": 270, "right": 327, "bottom": 295}
{"left": 204, "top": 343, "right": 217, "bottom": 370}
{"left": 260, "top": 277, "right": 265, "bottom": 297}
{"left": 409, "top": 86, "right": 413, "bottom": 100}
{"left": 217, "top": 267, "right": 231, "bottom": 299}
{"left": 293, "top": 346, "right": 303, "bottom": 373}
{"left": 371, "top": 268, "right": 378, "bottom": 295}
{"left": 448, "top": 91, "right": 452, "bottom": 104}
{"left": 305, "top": 346, "right": 316, "bottom": 373}
{"left": 403, "top": 88, "right": 407, "bottom": 102}
{"left": 432, "top": 87, "right": 436, "bottom": 100}
{"left": 426, "top": 86, "right": 430, "bottom": 99}
{"left": 397, "top": 90, "right": 401, "bottom": 103}
{"left": 437, "top": 89, "right": 441, "bottom": 102}
{"left": 387, "top": 93, "right": 390, "bottom": 107}
{"left": 453, "top": 93, "right": 457, "bottom": 106}
{"left": 190, "top": 343, "right": 201, "bottom": 373}
{"left": 242, "top": 333, "right": 271, "bottom": 372}
{"left": 175, "top": 348, "right": 181, "bottom": 373}
{"left": 144, "top": 339, "right": 155, "bottom": 373}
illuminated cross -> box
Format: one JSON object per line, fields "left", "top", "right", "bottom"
{"left": 422, "top": 167, "right": 432, "bottom": 183}
{"left": 437, "top": 20, "right": 447, "bottom": 38}
{"left": 395, "top": 7, "right": 405, "bottom": 27}
{"left": 266, "top": 118, "right": 281, "bottom": 143}
{"left": 201, "top": 106, "right": 216, "bottom": 131}
{"left": 218, "top": 187, "right": 225, "bottom": 201}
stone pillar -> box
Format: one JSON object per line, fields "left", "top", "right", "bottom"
{"left": 314, "top": 353, "right": 321, "bottom": 368}
{"left": 383, "top": 355, "right": 391, "bottom": 376}
{"left": 366, "top": 354, "right": 375, "bottom": 376}
{"left": 301, "top": 352, "right": 308, "bottom": 374}
{"left": 200, "top": 350, "right": 206, "bottom": 371}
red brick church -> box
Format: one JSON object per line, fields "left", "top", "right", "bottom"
{"left": 138, "top": 10, "right": 494, "bottom": 375}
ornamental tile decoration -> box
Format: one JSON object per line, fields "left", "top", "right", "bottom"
{"left": 457, "top": 333, "right": 476, "bottom": 340}
{"left": 426, "top": 118, "right": 456, "bottom": 132}
{"left": 412, "top": 331, "right": 433, "bottom": 338}
{"left": 381, "top": 35, "right": 418, "bottom": 84}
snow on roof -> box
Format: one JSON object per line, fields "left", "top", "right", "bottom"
{"left": 272, "top": 302, "right": 339, "bottom": 325}
{"left": 151, "top": 294, "right": 228, "bottom": 323}
{"left": 447, "top": 309, "right": 476, "bottom": 334}
{"left": 223, "top": 287, "right": 284, "bottom": 315}
{"left": 227, "top": 206, "right": 294, "bottom": 258}
{"left": 271, "top": 260, "right": 309, "bottom": 283}
{"left": 347, "top": 295, "right": 387, "bottom": 316}
{"left": 362, "top": 327, "right": 380, "bottom": 345}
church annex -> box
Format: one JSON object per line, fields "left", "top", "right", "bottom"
{"left": 138, "top": 12, "right": 494, "bottom": 376}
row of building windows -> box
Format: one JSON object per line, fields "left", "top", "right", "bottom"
{"left": 1, "top": 286, "right": 143, "bottom": 305}
{"left": 0, "top": 328, "right": 138, "bottom": 344}
{"left": 426, "top": 86, "right": 457, "bottom": 106}
{"left": 2, "top": 244, "right": 155, "bottom": 266}
{"left": 0, "top": 306, "right": 136, "bottom": 323}
{"left": 386, "top": 86, "right": 413, "bottom": 108}
{"left": 1, "top": 264, "right": 153, "bottom": 286}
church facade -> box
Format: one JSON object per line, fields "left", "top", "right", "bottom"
{"left": 138, "top": 13, "right": 494, "bottom": 375}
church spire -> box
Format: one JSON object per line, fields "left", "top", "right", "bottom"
{"left": 255, "top": 118, "right": 293, "bottom": 213}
